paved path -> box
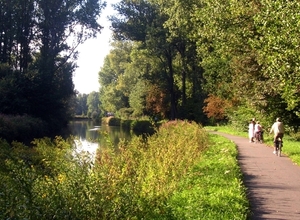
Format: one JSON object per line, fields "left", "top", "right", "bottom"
{"left": 212, "top": 132, "right": 300, "bottom": 220}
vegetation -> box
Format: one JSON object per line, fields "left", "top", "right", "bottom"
{"left": 0, "top": 114, "right": 48, "bottom": 143}
{"left": 1, "top": 1, "right": 299, "bottom": 217}
{"left": 2, "top": 0, "right": 300, "bottom": 142}
{"left": 0, "top": 0, "right": 106, "bottom": 141}
{"left": 97, "top": 0, "right": 300, "bottom": 130}
{"left": 205, "top": 125, "right": 300, "bottom": 166}
{"left": 0, "top": 121, "right": 249, "bottom": 219}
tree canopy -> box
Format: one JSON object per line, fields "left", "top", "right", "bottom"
{"left": 96, "top": 0, "right": 300, "bottom": 130}
{"left": 0, "top": 0, "right": 106, "bottom": 132}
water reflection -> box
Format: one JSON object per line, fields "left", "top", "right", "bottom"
{"left": 68, "top": 120, "right": 132, "bottom": 146}
{"left": 68, "top": 120, "right": 100, "bottom": 142}
{"left": 67, "top": 120, "right": 132, "bottom": 162}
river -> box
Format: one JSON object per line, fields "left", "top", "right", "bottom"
{"left": 67, "top": 120, "right": 132, "bottom": 162}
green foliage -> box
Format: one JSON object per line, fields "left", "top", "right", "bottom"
{"left": 0, "top": 120, "right": 249, "bottom": 219}
{"left": 117, "top": 107, "right": 134, "bottom": 119}
{"left": 168, "top": 134, "right": 249, "bottom": 219}
{"left": 0, "top": 114, "right": 48, "bottom": 143}
{"left": 225, "top": 105, "right": 259, "bottom": 132}
{"left": 75, "top": 93, "right": 88, "bottom": 116}
{"left": 130, "top": 120, "right": 155, "bottom": 135}
{"left": 129, "top": 80, "right": 147, "bottom": 116}
{"left": 0, "top": 0, "right": 106, "bottom": 134}
{"left": 251, "top": 0, "right": 300, "bottom": 110}
{"left": 98, "top": 41, "right": 133, "bottom": 114}
{"left": 87, "top": 92, "right": 101, "bottom": 119}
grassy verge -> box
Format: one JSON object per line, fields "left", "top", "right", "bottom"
{"left": 0, "top": 121, "right": 249, "bottom": 219}
{"left": 168, "top": 133, "right": 249, "bottom": 219}
{"left": 205, "top": 125, "right": 300, "bottom": 166}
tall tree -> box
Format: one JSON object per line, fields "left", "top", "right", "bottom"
{"left": 87, "top": 91, "right": 101, "bottom": 119}
{"left": 0, "top": 0, "right": 106, "bottom": 131}
{"left": 152, "top": 0, "right": 206, "bottom": 120}
{"left": 98, "top": 41, "right": 132, "bottom": 114}
{"left": 75, "top": 93, "right": 88, "bottom": 116}
{"left": 110, "top": 0, "right": 179, "bottom": 119}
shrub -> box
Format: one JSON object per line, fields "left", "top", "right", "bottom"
{"left": 0, "top": 114, "right": 48, "bottom": 143}
{"left": 94, "top": 120, "right": 209, "bottom": 219}
{"left": 101, "top": 116, "right": 121, "bottom": 126}
{"left": 0, "top": 121, "right": 249, "bottom": 219}
{"left": 131, "top": 120, "right": 155, "bottom": 135}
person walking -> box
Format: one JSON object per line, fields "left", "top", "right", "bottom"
{"left": 248, "top": 119, "right": 255, "bottom": 143}
{"left": 269, "top": 117, "right": 284, "bottom": 154}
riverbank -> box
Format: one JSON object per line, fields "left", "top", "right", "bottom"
{"left": 0, "top": 121, "right": 249, "bottom": 219}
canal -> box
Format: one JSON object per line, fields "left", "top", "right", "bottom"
{"left": 67, "top": 120, "right": 132, "bottom": 162}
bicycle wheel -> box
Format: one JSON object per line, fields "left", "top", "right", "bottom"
{"left": 278, "top": 143, "right": 282, "bottom": 157}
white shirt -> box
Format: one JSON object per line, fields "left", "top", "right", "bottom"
{"left": 254, "top": 123, "right": 262, "bottom": 133}
{"left": 270, "top": 121, "right": 284, "bottom": 135}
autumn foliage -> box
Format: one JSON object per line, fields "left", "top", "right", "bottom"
{"left": 146, "top": 84, "right": 169, "bottom": 117}
{"left": 203, "top": 94, "right": 230, "bottom": 120}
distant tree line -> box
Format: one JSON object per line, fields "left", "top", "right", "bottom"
{"left": 98, "top": 0, "right": 300, "bottom": 131}
{"left": 0, "top": 0, "right": 106, "bottom": 137}
{"left": 74, "top": 92, "right": 101, "bottom": 120}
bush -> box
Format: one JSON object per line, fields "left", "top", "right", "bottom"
{"left": 120, "top": 119, "right": 132, "bottom": 129}
{"left": 0, "top": 114, "right": 48, "bottom": 143}
{"left": 94, "top": 120, "right": 210, "bottom": 219}
{"left": 117, "top": 108, "right": 134, "bottom": 119}
{"left": 101, "top": 116, "right": 121, "bottom": 126}
{"left": 0, "top": 121, "right": 249, "bottom": 219}
{"left": 131, "top": 120, "right": 155, "bottom": 135}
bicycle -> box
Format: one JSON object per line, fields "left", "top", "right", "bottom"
{"left": 255, "top": 131, "right": 263, "bottom": 144}
{"left": 274, "top": 137, "right": 283, "bottom": 157}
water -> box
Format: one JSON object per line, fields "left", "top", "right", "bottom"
{"left": 67, "top": 120, "right": 132, "bottom": 162}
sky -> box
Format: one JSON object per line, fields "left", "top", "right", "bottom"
{"left": 72, "top": 0, "right": 119, "bottom": 94}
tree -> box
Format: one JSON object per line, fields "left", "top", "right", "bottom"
{"left": 98, "top": 41, "right": 132, "bottom": 114}
{"left": 251, "top": 0, "right": 300, "bottom": 118}
{"left": 0, "top": 0, "right": 106, "bottom": 132}
{"left": 129, "top": 80, "right": 147, "bottom": 116}
{"left": 87, "top": 92, "right": 101, "bottom": 120}
{"left": 111, "top": 0, "right": 180, "bottom": 119}
{"left": 75, "top": 93, "right": 88, "bottom": 116}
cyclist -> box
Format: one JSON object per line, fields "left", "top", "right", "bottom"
{"left": 254, "top": 121, "right": 263, "bottom": 143}
{"left": 269, "top": 117, "right": 284, "bottom": 154}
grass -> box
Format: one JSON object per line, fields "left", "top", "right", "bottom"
{"left": 0, "top": 121, "right": 250, "bottom": 219}
{"left": 205, "top": 125, "right": 300, "bottom": 166}
{"left": 168, "top": 134, "right": 249, "bottom": 219}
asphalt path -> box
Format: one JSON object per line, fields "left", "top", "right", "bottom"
{"left": 211, "top": 132, "right": 300, "bottom": 220}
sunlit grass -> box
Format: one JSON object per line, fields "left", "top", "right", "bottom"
{"left": 0, "top": 121, "right": 250, "bottom": 219}
{"left": 204, "top": 125, "right": 248, "bottom": 137}
{"left": 168, "top": 134, "right": 249, "bottom": 219}
{"left": 205, "top": 125, "right": 300, "bottom": 166}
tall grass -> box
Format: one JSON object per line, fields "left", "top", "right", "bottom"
{"left": 0, "top": 121, "right": 249, "bottom": 219}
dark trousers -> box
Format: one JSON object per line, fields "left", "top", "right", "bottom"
{"left": 274, "top": 133, "right": 284, "bottom": 147}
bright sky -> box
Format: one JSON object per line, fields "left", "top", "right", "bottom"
{"left": 73, "top": 1, "right": 119, "bottom": 94}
